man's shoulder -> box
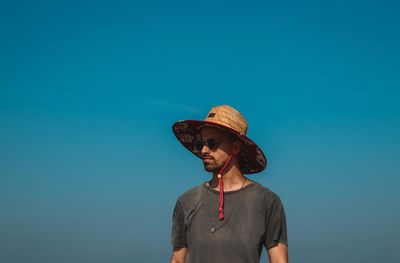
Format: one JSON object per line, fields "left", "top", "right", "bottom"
{"left": 176, "top": 184, "right": 204, "bottom": 205}
{"left": 251, "top": 181, "right": 283, "bottom": 203}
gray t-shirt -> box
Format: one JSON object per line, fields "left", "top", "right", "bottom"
{"left": 171, "top": 182, "right": 288, "bottom": 263}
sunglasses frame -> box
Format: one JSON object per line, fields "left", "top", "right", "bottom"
{"left": 195, "top": 138, "right": 220, "bottom": 151}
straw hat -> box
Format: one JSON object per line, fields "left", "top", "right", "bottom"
{"left": 172, "top": 105, "right": 267, "bottom": 174}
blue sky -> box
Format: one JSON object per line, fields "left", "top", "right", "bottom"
{"left": 1, "top": 0, "right": 399, "bottom": 262}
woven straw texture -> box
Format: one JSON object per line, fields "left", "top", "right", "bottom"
{"left": 204, "top": 105, "right": 248, "bottom": 135}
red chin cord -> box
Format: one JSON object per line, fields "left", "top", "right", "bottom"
{"left": 217, "top": 174, "right": 224, "bottom": 220}
{"left": 217, "top": 153, "right": 234, "bottom": 220}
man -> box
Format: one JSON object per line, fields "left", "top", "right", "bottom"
{"left": 170, "top": 105, "right": 288, "bottom": 263}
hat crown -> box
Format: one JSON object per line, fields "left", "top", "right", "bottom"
{"left": 204, "top": 105, "right": 248, "bottom": 135}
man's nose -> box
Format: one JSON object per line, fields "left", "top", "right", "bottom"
{"left": 201, "top": 145, "right": 210, "bottom": 155}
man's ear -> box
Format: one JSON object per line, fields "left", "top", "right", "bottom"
{"left": 232, "top": 140, "right": 242, "bottom": 155}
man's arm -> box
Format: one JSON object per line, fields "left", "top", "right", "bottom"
{"left": 170, "top": 247, "right": 188, "bottom": 263}
{"left": 267, "top": 243, "right": 288, "bottom": 263}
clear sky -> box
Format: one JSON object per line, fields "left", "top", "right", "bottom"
{"left": 1, "top": 0, "right": 399, "bottom": 262}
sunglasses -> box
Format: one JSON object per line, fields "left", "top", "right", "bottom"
{"left": 195, "top": 138, "right": 220, "bottom": 151}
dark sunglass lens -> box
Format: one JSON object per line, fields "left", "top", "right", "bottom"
{"left": 207, "top": 139, "right": 217, "bottom": 149}
{"left": 195, "top": 140, "right": 204, "bottom": 151}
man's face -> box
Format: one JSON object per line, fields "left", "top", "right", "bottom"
{"left": 199, "top": 127, "right": 235, "bottom": 173}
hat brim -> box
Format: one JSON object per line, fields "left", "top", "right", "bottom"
{"left": 172, "top": 120, "right": 267, "bottom": 174}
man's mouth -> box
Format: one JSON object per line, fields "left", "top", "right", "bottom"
{"left": 203, "top": 156, "right": 213, "bottom": 161}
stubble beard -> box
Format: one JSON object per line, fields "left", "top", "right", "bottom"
{"left": 203, "top": 158, "right": 223, "bottom": 173}
{"left": 203, "top": 163, "right": 218, "bottom": 173}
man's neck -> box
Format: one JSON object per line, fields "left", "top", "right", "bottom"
{"left": 209, "top": 166, "right": 246, "bottom": 191}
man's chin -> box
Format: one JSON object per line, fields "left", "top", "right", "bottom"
{"left": 203, "top": 164, "right": 217, "bottom": 173}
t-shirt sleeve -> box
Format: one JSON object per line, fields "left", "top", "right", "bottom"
{"left": 264, "top": 195, "right": 288, "bottom": 250}
{"left": 171, "top": 198, "right": 188, "bottom": 248}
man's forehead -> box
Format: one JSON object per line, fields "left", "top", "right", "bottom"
{"left": 200, "top": 126, "right": 229, "bottom": 139}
